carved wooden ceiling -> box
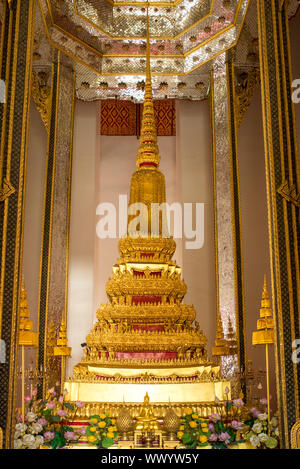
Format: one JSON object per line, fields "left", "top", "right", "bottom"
{"left": 27, "top": 0, "right": 300, "bottom": 101}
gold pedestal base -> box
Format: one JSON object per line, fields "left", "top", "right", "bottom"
{"left": 65, "top": 379, "right": 230, "bottom": 406}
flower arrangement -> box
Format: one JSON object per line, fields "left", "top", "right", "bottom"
{"left": 244, "top": 406, "right": 279, "bottom": 449}
{"left": 176, "top": 408, "right": 211, "bottom": 448}
{"left": 177, "top": 389, "right": 247, "bottom": 449}
{"left": 86, "top": 413, "right": 118, "bottom": 449}
{"left": 14, "top": 384, "right": 86, "bottom": 449}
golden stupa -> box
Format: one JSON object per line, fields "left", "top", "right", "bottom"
{"left": 65, "top": 8, "right": 230, "bottom": 415}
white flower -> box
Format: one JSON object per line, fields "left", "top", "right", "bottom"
{"left": 35, "top": 435, "right": 44, "bottom": 447}
{"left": 257, "top": 413, "right": 268, "bottom": 421}
{"left": 26, "top": 412, "right": 37, "bottom": 423}
{"left": 271, "top": 417, "right": 278, "bottom": 426}
{"left": 258, "top": 432, "right": 269, "bottom": 442}
{"left": 274, "top": 428, "right": 279, "bottom": 436}
{"left": 15, "top": 423, "right": 27, "bottom": 433}
{"left": 252, "top": 422, "right": 262, "bottom": 433}
{"left": 14, "top": 439, "right": 23, "bottom": 449}
{"left": 31, "top": 422, "right": 43, "bottom": 434}
{"left": 22, "top": 434, "right": 35, "bottom": 447}
{"left": 250, "top": 435, "right": 260, "bottom": 447}
{"left": 14, "top": 431, "right": 22, "bottom": 439}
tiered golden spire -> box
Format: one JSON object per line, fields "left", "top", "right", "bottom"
{"left": 18, "top": 277, "right": 38, "bottom": 347}
{"left": 252, "top": 275, "right": 274, "bottom": 345}
{"left": 136, "top": 5, "right": 160, "bottom": 169}
{"left": 212, "top": 314, "right": 230, "bottom": 357}
{"left": 53, "top": 318, "right": 72, "bottom": 357}
{"left": 227, "top": 318, "right": 238, "bottom": 354}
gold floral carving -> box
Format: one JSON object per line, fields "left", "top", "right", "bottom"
{"left": 235, "top": 68, "right": 260, "bottom": 129}
{"left": 31, "top": 71, "right": 51, "bottom": 133}
{"left": 277, "top": 180, "right": 300, "bottom": 208}
{"left": 0, "top": 178, "right": 15, "bottom": 202}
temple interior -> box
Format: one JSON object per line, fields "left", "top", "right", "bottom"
{"left": 0, "top": 0, "right": 300, "bottom": 450}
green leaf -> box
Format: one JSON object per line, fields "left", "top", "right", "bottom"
{"left": 101, "top": 437, "right": 114, "bottom": 448}
{"left": 51, "top": 415, "right": 61, "bottom": 423}
{"left": 265, "top": 437, "right": 278, "bottom": 449}
{"left": 182, "top": 433, "right": 193, "bottom": 445}
{"left": 51, "top": 432, "right": 66, "bottom": 449}
{"left": 64, "top": 403, "right": 74, "bottom": 411}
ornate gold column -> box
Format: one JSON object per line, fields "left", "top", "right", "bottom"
{"left": 0, "top": 0, "right": 35, "bottom": 448}
{"left": 210, "top": 52, "right": 246, "bottom": 391}
{"left": 37, "top": 50, "right": 75, "bottom": 394}
{"left": 257, "top": 0, "right": 300, "bottom": 448}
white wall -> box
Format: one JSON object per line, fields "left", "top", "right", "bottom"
{"left": 176, "top": 99, "right": 216, "bottom": 354}
{"left": 67, "top": 100, "right": 98, "bottom": 375}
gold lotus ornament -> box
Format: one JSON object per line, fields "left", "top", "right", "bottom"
{"left": 116, "top": 407, "right": 134, "bottom": 441}
{"left": 163, "top": 407, "right": 180, "bottom": 441}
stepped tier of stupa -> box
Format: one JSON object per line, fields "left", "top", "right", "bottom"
{"left": 65, "top": 8, "right": 230, "bottom": 413}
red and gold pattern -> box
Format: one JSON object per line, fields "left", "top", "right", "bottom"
{"left": 100, "top": 100, "right": 176, "bottom": 136}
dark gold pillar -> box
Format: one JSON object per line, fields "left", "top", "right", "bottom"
{"left": 0, "top": 0, "right": 35, "bottom": 448}
{"left": 37, "top": 50, "right": 75, "bottom": 394}
{"left": 257, "top": 0, "right": 300, "bottom": 448}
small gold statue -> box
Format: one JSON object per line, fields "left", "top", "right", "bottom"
{"left": 135, "top": 393, "right": 160, "bottom": 432}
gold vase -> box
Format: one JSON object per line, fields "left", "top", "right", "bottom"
{"left": 116, "top": 407, "right": 134, "bottom": 441}
{"left": 163, "top": 408, "right": 180, "bottom": 441}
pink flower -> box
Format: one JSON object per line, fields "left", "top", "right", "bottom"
{"left": 57, "top": 409, "right": 67, "bottom": 417}
{"left": 24, "top": 396, "right": 31, "bottom": 403}
{"left": 77, "top": 427, "right": 86, "bottom": 435}
{"left": 46, "top": 402, "right": 55, "bottom": 409}
{"left": 58, "top": 395, "right": 64, "bottom": 403}
{"left": 75, "top": 401, "right": 84, "bottom": 408}
{"left": 233, "top": 398, "right": 244, "bottom": 408}
{"left": 64, "top": 431, "right": 76, "bottom": 441}
{"left": 32, "top": 388, "right": 38, "bottom": 396}
{"left": 48, "top": 387, "right": 55, "bottom": 394}
{"left": 63, "top": 389, "right": 68, "bottom": 395}
{"left": 209, "top": 413, "right": 221, "bottom": 423}
{"left": 215, "top": 396, "right": 220, "bottom": 403}
{"left": 231, "top": 420, "right": 243, "bottom": 430}
{"left": 208, "top": 423, "right": 215, "bottom": 432}
{"left": 44, "top": 431, "right": 55, "bottom": 441}
{"left": 260, "top": 397, "right": 268, "bottom": 405}
{"left": 37, "top": 418, "right": 47, "bottom": 426}
{"left": 219, "top": 432, "right": 231, "bottom": 445}
{"left": 250, "top": 407, "right": 261, "bottom": 417}
{"left": 224, "top": 386, "right": 230, "bottom": 395}
{"left": 209, "top": 433, "right": 218, "bottom": 442}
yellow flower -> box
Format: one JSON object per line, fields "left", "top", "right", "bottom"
{"left": 108, "top": 426, "right": 115, "bottom": 433}
{"left": 107, "top": 432, "right": 114, "bottom": 439}
{"left": 88, "top": 435, "right": 97, "bottom": 443}
{"left": 177, "top": 431, "right": 183, "bottom": 439}
{"left": 107, "top": 411, "right": 112, "bottom": 417}
{"left": 111, "top": 419, "right": 116, "bottom": 424}
{"left": 90, "top": 418, "right": 98, "bottom": 425}
{"left": 98, "top": 421, "right": 106, "bottom": 428}
{"left": 112, "top": 426, "right": 117, "bottom": 432}
{"left": 89, "top": 426, "right": 97, "bottom": 433}
{"left": 179, "top": 425, "right": 185, "bottom": 431}
{"left": 192, "top": 414, "right": 199, "bottom": 420}
{"left": 199, "top": 435, "right": 208, "bottom": 443}
{"left": 100, "top": 413, "right": 107, "bottom": 420}
{"left": 184, "top": 408, "right": 193, "bottom": 415}
{"left": 189, "top": 421, "right": 197, "bottom": 429}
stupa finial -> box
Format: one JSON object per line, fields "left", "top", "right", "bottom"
{"left": 136, "top": 3, "right": 160, "bottom": 169}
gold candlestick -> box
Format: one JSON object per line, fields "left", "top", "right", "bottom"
{"left": 18, "top": 278, "right": 38, "bottom": 422}
{"left": 252, "top": 275, "right": 274, "bottom": 435}
{"left": 53, "top": 318, "right": 72, "bottom": 393}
